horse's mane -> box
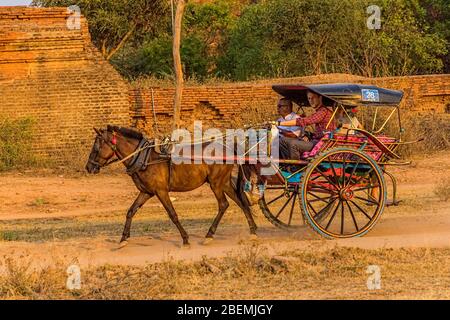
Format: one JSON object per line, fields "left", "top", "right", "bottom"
{"left": 107, "top": 125, "right": 143, "bottom": 140}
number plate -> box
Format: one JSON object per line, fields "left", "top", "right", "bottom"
{"left": 362, "top": 89, "right": 380, "bottom": 102}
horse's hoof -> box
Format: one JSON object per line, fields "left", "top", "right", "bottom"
{"left": 249, "top": 234, "right": 258, "bottom": 241}
{"left": 118, "top": 240, "right": 128, "bottom": 248}
{"left": 202, "top": 237, "right": 214, "bottom": 245}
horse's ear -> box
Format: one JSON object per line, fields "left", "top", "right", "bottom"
{"left": 93, "top": 127, "right": 101, "bottom": 135}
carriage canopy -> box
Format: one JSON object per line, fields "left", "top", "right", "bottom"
{"left": 272, "top": 83, "right": 404, "bottom": 107}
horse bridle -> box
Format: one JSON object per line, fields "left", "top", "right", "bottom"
{"left": 88, "top": 130, "right": 120, "bottom": 168}
{"left": 89, "top": 128, "right": 171, "bottom": 172}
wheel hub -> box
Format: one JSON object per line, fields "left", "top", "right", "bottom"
{"left": 339, "top": 188, "right": 354, "bottom": 200}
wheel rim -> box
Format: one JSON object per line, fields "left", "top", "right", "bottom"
{"left": 301, "top": 149, "right": 386, "bottom": 238}
{"left": 259, "top": 185, "right": 304, "bottom": 229}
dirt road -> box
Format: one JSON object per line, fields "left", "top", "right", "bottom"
{"left": 0, "top": 152, "right": 449, "bottom": 269}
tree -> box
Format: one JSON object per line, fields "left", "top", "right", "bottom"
{"left": 33, "top": 0, "right": 449, "bottom": 80}
{"left": 131, "top": 0, "right": 237, "bottom": 80}
{"left": 184, "top": 0, "right": 238, "bottom": 77}
{"left": 172, "top": 0, "right": 187, "bottom": 130}
{"left": 218, "top": 0, "right": 448, "bottom": 80}
{"left": 420, "top": 0, "right": 450, "bottom": 72}
{"left": 32, "top": 0, "right": 170, "bottom": 61}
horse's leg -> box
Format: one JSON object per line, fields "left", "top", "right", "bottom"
{"left": 120, "top": 192, "right": 153, "bottom": 246}
{"left": 205, "top": 184, "right": 230, "bottom": 241}
{"left": 156, "top": 190, "right": 190, "bottom": 246}
{"left": 223, "top": 182, "right": 258, "bottom": 237}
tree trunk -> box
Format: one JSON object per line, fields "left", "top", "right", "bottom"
{"left": 172, "top": 0, "right": 186, "bottom": 131}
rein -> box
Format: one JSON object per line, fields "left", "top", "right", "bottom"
{"left": 88, "top": 157, "right": 119, "bottom": 168}
{"left": 94, "top": 131, "right": 169, "bottom": 170}
{"left": 93, "top": 128, "right": 251, "bottom": 170}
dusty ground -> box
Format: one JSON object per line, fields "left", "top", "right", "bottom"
{"left": 0, "top": 151, "right": 449, "bottom": 299}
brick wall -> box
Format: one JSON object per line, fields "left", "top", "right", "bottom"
{"left": 0, "top": 7, "right": 130, "bottom": 162}
{"left": 131, "top": 73, "right": 450, "bottom": 136}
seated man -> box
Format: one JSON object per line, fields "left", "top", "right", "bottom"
{"left": 276, "top": 98, "right": 303, "bottom": 139}
{"left": 277, "top": 90, "right": 336, "bottom": 160}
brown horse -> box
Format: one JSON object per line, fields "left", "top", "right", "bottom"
{"left": 85, "top": 125, "right": 257, "bottom": 247}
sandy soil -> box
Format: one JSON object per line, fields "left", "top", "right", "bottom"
{"left": 0, "top": 151, "right": 449, "bottom": 270}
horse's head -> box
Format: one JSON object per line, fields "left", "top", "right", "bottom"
{"left": 85, "top": 127, "right": 117, "bottom": 174}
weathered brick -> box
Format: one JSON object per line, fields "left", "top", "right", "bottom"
{"left": 0, "top": 7, "right": 130, "bottom": 162}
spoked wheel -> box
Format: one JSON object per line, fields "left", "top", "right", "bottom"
{"left": 300, "top": 147, "right": 387, "bottom": 238}
{"left": 259, "top": 185, "right": 305, "bottom": 229}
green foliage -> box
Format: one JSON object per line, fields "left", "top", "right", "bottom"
{"left": 420, "top": 0, "right": 450, "bottom": 72}
{"left": 32, "top": 0, "right": 170, "bottom": 59}
{"left": 376, "top": 0, "right": 447, "bottom": 75}
{"left": 219, "top": 0, "right": 448, "bottom": 80}
{"left": 216, "top": 3, "right": 269, "bottom": 80}
{"left": 0, "top": 118, "right": 37, "bottom": 171}
{"left": 0, "top": 231, "right": 19, "bottom": 242}
{"left": 116, "top": 34, "right": 209, "bottom": 80}
{"left": 33, "top": 0, "right": 449, "bottom": 81}
{"left": 184, "top": 0, "right": 238, "bottom": 77}
{"left": 118, "top": 35, "right": 173, "bottom": 78}
{"left": 115, "top": 0, "right": 238, "bottom": 80}
{"left": 181, "top": 35, "right": 209, "bottom": 79}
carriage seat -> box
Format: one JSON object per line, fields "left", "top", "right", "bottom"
{"left": 301, "top": 131, "right": 397, "bottom": 161}
{"left": 301, "top": 136, "right": 327, "bottom": 159}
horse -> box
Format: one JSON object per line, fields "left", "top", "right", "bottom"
{"left": 85, "top": 125, "right": 258, "bottom": 247}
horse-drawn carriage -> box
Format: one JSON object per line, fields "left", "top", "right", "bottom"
{"left": 246, "top": 83, "right": 413, "bottom": 239}
{"left": 86, "top": 83, "right": 417, "bottom": 246}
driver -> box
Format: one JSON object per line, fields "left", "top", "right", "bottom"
{"left": 277, "top": 90, "right": 336, "bottom": 159}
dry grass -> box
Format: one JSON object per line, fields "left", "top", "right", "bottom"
{"left": 130, "top": 75, "right": 235, "bottom": 89}
{"left": 434, "top": 178, "right": 450, "bottom": 202}
{"left": 129, "top": 74, "right": 367, "bottom": 89}
{"left": 1, "top": 244, "right": 450, "bottom": 300}
{"left": 398, "top": 114, "right": 450, "bottom": 156}
{"left": 46, "top": 142, "right": 98, "bottom": 174}
{"left": 232, "top": 99, "right": 279, "bottom": 129}
{"left": 0, "top": 117, "right": 39, "bottom": 171}
{"left": 0, "top": 256, "right": 69, "bottom": 299}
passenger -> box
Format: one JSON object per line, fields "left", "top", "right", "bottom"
{"left": 336, "top": 107, "right": 363, "bottom": 134}
{"left": 277, "top": 91, "right": 336, "bottom": 160}
{"left": 276, "top": 98, "right": 303, "bottom": 139}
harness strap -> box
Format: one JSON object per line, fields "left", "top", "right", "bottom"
{"left": 88, "top": 158, "right": 119, "bottom": 167}
{"left": 168, "top": 157, "right": 173, "bottom": 190}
